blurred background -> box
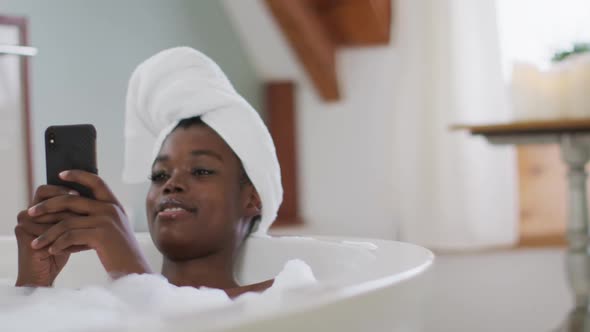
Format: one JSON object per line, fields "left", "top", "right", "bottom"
{"left": 2, "top": 0, "right": 590, "bottom": 330}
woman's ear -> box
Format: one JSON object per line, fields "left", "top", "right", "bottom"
{"left": 243, "top": 185, "right": 262, "bottom": 218}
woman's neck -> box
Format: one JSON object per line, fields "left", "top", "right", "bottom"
{"left": 161, "top": 250, "right": 239, "bottom": 290}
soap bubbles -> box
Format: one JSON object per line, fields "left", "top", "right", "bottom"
{"left": 0, "top": 260, "right": 316, "bottom": 332}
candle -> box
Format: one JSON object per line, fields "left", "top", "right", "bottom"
{"left": 564, "top": 53, "right": 590, "bottom": 118}
{"left": 510, "top": 54, "right": 590, "bottom": 121}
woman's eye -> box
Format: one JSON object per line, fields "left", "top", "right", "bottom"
{"left": 191, "top": 168, "right": 214, "bottom": 176}
{"left": 149, "top": 171, "right": 169, "bottom": 183}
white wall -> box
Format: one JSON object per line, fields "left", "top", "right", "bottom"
{"left": 294, "top": 49, "right": 398, "bottom": 239}
{"left": 222, "top": 0, "right": 399, "bottom": 239}
{"left": 1, "top": 0, "right": 261, "bottom": 232}
{"left": 224, "top": 0, "right": 518, "bottom": 246}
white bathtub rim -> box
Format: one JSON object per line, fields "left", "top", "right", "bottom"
{"left": 142, "top": 255, "right": 433, "bottom": 332}
{"left": 121, "top": 235, "right": 435, "bottom": 332}
{"left": 114, "top": 263, "right": 433, "bottom": 331}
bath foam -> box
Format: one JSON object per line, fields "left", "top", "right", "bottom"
{"left": 0, "top": 259, "right": 316, "bottom": 332}
{"left": 230, "top": 259, "right": 318, "bottom": 321}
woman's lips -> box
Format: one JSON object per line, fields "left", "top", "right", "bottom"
{"left": 156, "top": 198, "right": 197, "bottom": 220}
{"left": 157, "top": 207, "right": 193, "bottom": 220}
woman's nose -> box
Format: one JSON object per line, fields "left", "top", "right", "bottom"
{"left": 163, "top": 171, "right": 187, "bottom": 194}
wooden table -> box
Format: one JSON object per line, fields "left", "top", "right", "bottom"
{"left": 455, "top": 119, "right": 590, "bottom": 331}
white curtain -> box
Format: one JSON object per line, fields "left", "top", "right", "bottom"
{"left": 392, "top": 0, "right": 518, "bottom": 249}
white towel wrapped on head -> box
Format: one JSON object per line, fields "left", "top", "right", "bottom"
{"left": 122, "top": 47, "right": 282, "bottom": 235}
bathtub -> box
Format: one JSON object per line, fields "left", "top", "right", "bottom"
{"left": 0, "top": 233, "right": 434, "bottom": 331}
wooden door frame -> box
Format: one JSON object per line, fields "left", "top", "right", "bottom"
{"left": 266, "top": 81, "right": 303, "bottom": 227}
{"left": 0, "top": 15, "right": 34, "bottom": 202}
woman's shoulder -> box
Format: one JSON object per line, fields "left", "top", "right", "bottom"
{"left": 224, "top": 279, "right": 274, "bottom": 298}
{"left": 225, "top": 259, "right": 316, "bottom": 298}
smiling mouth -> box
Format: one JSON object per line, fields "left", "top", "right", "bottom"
{"left": 157, "top": 206, "right": 196, "bottom": 220}
{"left": 161, "top": 207, "right": 188, "bottom": 213}
{"left": 156, "top": 199, "right": 197, "bottom": 220}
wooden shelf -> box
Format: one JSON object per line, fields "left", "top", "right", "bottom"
{"left": 452, "top": 118, "right": 590, "bottom": 136}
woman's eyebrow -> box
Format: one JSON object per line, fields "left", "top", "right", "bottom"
{"left": 151, "top": 150, "right": 223, "bottom": 168}
{"left": 191, "top": 150, "right": 223, "bottom": 161}
{"left": 153, "top": 155, "right": 169, "bottom": 165}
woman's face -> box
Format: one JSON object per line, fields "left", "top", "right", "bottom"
{"left": 145, "top": 124, "right": 259, "bottom": 261}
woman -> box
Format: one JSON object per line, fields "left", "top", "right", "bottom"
{"left": 14, "top": 47, "right": 283, "bottom": 298}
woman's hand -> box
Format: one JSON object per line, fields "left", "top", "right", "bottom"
{"left": 28, "top": 170, "right": 152, "bottom": 277}
{"left": 15, "top": 185, "right": 84, "bottom": 287}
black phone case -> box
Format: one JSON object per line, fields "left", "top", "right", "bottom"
{"left": 45, "top": 124, "right": 97, "bottom": 198}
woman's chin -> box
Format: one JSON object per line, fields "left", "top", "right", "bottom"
{"left": 154, "top": 226, "right": 189, "bottom": 244}
{"left": 154, "top": 236, "right": 196, "bottom": 260}
{"left": 152, "top": 213, "right": 197, "bottom": 236}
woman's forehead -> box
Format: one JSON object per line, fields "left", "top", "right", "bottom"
{"left": 159, "top": 125, "right": 238, "bottom": 162}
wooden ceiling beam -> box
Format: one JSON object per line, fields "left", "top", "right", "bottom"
{"left": 309, "top": 0, "right": 392, "bottom": 46}
{"left": 265, "top": 0, "right": 340, "bottom": 101}
{"left": 264, "top": 0, "right": 392, "bottom": 101}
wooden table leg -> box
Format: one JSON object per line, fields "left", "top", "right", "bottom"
{"left": 559, "top": 134, "right": 590, "bottom": 331}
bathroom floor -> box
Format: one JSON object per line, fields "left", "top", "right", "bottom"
{"left": 424, "top": 248, "right": 570, "bottom": 332}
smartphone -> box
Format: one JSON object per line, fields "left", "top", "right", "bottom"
{"left": 45, "top": 124, "right": 97, "bottom": 198}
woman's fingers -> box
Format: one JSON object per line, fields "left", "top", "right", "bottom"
{"left": 30, "top": 212, "right": 80, "bottom": 224}
{"left": 18, "top": 206, "right": 82, "bottom": 237}
{"left": 32, "top": 185, "right": 79, "bottom": 205}
{"left": 31, "top": 217, "right": 101, "bottom": 250}
{"left": 47, "top": 229, "right": 96, "bottom": 255}
{"left": 16, "top": 221, "right": 51, "bottom": 238}
{"left": 14, "top": 224, "right": 41, "bottom": 243}
{"left": 17, "top": 210, "right": 55, "bottom": 237}
{"left": 59, "top": 170, "right": 120, "bottom": 206}
{"left": 61, "top": 245, "right": 90, "bottom": 254}
{"left": 14, "top": 224, "right": 53, "bottom": 259}
{"left": 28, "top": 195, "right": 118, "bottom": 218}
